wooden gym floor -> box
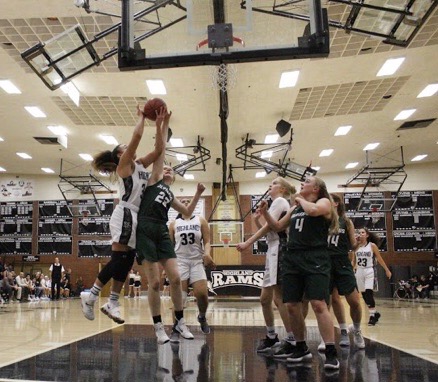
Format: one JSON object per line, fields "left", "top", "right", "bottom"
{"left": 0, "top": 297, "right": 437, "bottom": 381}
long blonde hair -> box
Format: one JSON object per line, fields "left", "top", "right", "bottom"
{"left": 275, "top": 177, "right": 296, "bottom": 198}
{"left": 313, "top": 177, "right": 339, "bottom": 234}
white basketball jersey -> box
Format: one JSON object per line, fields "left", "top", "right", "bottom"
{"left": 118, "top": 162, "right": 149, "bottom": 209}
{"left": 266, "top": 197, "right": 289, "bottom": 244}
{"left": 355, "top": 242, "right": 374, "bottom": 269}
{"left": 174, "top": 216, "right": 204, "bottom": 260}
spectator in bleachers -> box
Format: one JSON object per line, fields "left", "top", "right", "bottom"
{"left": 75, "top": 276, "right": 85, "bottom": 297}
{"left": 34, "top": 272, "right": 44, "bottom": 300}
{"left": 418, "top": 274, "right": 430, "bottom": 299}
{"left": 16, "top": 272, "right": 30, "bottom": 301}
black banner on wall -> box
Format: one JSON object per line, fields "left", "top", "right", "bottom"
{"left": 0, "top": 201, "right": 33, "bottom": 218}
{"left": 38, "top": 200, "right": 71, "bottom": 218}
{"left": 0, "top": 219, "right": 33, "bottom": 236}
{"left": 38, "top": 219, "right": 72, "bottom": 236}
{"left": 391, "top": 191, "right": 436, "bottom": 252}
{"left": 78, "top": 240, "right": 112, "bottom": 258}
{"left": 0, "top": 237, "right": 32, "bottom": 254}
{"left": 37, "top": 237, "right": 72, "bottom": 255}
{"left": 79, "top": 217, "right": 111, "bottom": 236}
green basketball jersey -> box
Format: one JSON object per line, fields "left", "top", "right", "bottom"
{"left": 288, "top": 205, "right": 330, "bottom": 250}
{"left": 138, "top": 179, "right": 174, "bottom": 223}
{"left": 327, "top": 217, "right": 350, "bottom": 257}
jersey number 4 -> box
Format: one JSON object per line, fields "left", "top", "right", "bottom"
{"left": 180, "top": 232, "right": 195, "bottom": 245}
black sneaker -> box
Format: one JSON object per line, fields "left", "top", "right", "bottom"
{"left": 374, "top": 312, "right": 381, "bottom": 323}
{"left": 368, "top": 315, "right": 377, "bottom": 326}
{"left": 273, "top": 341, "right": 296, "bottom": 358}
{"left": 286, "top": 347, "right": 313, "bottom": 363}
{"left": 256, "top": 335, "right": 279, "bottom": 353}
{"left": 198, "top": 315, "right": 211, "bottom": 334}
{"left": 324, "top": 348, "right": 340, "bottom": 370}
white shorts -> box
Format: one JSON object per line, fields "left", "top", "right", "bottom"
{"left": 109, "top": 204, "right": 138, "bottom": 249}
{"left": 263, "top": 240, "right": 281, "bottom": 288}
{"left": 355, "top": 267, "right": 375, "bottom": 292}
{"left": 177, "top": 258, "right": 206, "bottom": 285}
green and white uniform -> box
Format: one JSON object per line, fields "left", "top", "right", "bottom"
{"left": 327, "top": 217, "right": 357, "bottom": 295}
{"left": 136, "top": 180, "right": 176, "bottom": 263}
{"left": 282, "top": 205, "right": 331, "bottom": 303}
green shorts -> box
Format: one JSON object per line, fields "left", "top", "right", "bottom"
{"left": 282, "top": 247, "right": 330, "bottom": 303}
{"left": 329, "top": 256, "right": 357, "bottom": 296}
{"left": 136, "top": 220, "right": 176, "bottom": 263}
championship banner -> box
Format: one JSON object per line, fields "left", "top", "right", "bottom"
{"left": 0, "top": 179, "right": 34, "bottom": 200}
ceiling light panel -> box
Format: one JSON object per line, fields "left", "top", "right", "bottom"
{"left": 417, "top": 84, "right": 438, "bottom": 98}
{"left": 264, "top": 134, "right": 279, "bottom": 144}
{"left": 25, "top": 106, "right": 46, "bottom": 118}
{"left": 363, "top": 143, "right": 380, "bottom": 150}
{"left": 345, "top": 162, "right": 359, "bottom": 169}
{"left": 334, "top": 125, "right": 352, "bottom": 136}
{"left": 41, "top": 168, "right": 55, "bottom": 173}
{"left": 100, "top": 135, "right": 118, "bottom": 145}
{"left": 411, "top": 154, "right": 427, "bottom": 161}
{"left": 0, "top": 80, "right": 21, "bottom": 94}
{"left": 184, "top": 174, "right": 195, "bottom": 180}
{"left": 79, "top": 153, "right": 93, "bottom": 161}
{"left": 169, "top": 138, "right": 184, "bottom": 147}
{"left": 17, "top": 152, "right": 32, "bottom": 159}
{"left": 146, "top": 80, "right": 167, "bottom": 95}
{"left": 319, "top": 149, "right": 334, "bottom": 157}
{"left": 255, "top": 172, "right": 267, "bottom": 178}
{"left": 279, "top": 70, "right": 300, "bottom": 88}
{"left": 394, "top": 109, "right": 416, "bottom": 120}
{"left": 0, "top": 167, "right": 6, "bottom": 172}
{"left": 376, "top": 57, "right": 405, "bottom": 76}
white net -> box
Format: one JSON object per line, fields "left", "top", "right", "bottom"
{"left": 211, "top": 63, "right": 237, "bottom": 92}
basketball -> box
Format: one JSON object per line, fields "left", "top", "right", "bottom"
{"left": 143, "top": 98, "right": 166, "bottom": 121}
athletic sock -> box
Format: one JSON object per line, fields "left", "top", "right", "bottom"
{"left": 353, "top": 322, "right": 361, "bottom": 331}
{"left": 175, "top": 310, "right": 184, "bottom": 322}
{"left": 109, "top": 291, "right": 119, "bottom": 304}
{"left": 89, "top": 284, "right": 101, "bottom": 301}
{"left": 339, "top": 323, "right": 348, "bottom": 331}
{"left": 267, "top": 326, "right": 277, "bottom": 339}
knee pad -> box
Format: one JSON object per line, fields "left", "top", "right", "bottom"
{"left": 361, "top": 289, "right": 375, "bottom": 308}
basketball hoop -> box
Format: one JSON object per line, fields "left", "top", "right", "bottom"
{"left": 211, "top": 64, "right": 237, "bottom": 93}
{"left": 222, "top": 237, "right": 230, "bottom": 247}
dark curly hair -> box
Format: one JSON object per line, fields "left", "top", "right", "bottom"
{"left": 92, "top": 145, "right": 121, "bottom": 174}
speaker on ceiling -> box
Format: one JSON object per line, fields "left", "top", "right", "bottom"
{"left": 276, "top": 119, "right": 291, "bottom": 137}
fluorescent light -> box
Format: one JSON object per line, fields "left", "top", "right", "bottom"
{"left": 0, "top": 137, "right": 4, "bottom": 142}
{"left": 100, "top": 135, "right": 118, "bottom": 145}
{"left": 47, "top": 125, "right": 68, "bottom": 136}
{"left": 345, "top": 162, "right": 359, "bottom": 169}
{"left": 255, "top": 171, "right": 267, "bottom": 178}
{"left": 41, "top": 168, "right": 55, "bottom": 173}
{"left": 411, "top": 154, "right": 427, "bottom": 162}
{"left": 0, "top": 80, "right": 21, "bottom": 94}
{"left": 184, "top": 174, "right": 195, "bottom": 180}
{"left": 376, "top": 57, "right": 405, "bottom": 76}
{"left": 146, "top": 79, "right": 167, "bottom": 95}
{"left": 17, "top": 152, "right": 32, "bottom": 159}
{"left": 363, "top": 143, "right": 379, "bottom": 151}
{"left": 261, "top": 150, "right": 273, "bottom": 159}
{"left": 79, "top": 153, "right": 93, "bottom": 161}
{"left": 319, "top": 149, "right": 333, "bottom": 157}
{"left": 311, "top": 166, "right": 320, "bottom": 171}
{"left": 25, "top": 106, "right": 46, "bottom": 118}
{"left": 0, "top": 167, "right": 6, "bottom": 172}
{"left": 60, "top": 82, "right": 80, "bottom": 106}
{"left": 169, "top": 138, "right": 184, "bottom": 147}
{"left": 394, "top": 109, "right": 416, "bottom": 120}
{"left": 334, "top": 125, "right": 352, "bottom": 136}
{"left": 417, "top": 84, "right": 438, "bottom": 98}
{"left": 279, "top": 70, "right": 300, "bottom": 88}
{"left": 176, "top": 154, "right": 188, "bottom": 162}
{"left": 264, "top": 134, "right": 279, "bottom": 144}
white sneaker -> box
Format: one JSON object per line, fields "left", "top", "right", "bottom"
{"left": 154, "top": 322, "right": 170, "bottom": 344}
{"left": 81, "top": 292, "right": 95, "bottom": 321}
{"left": 339, "top": 329, "right": 350, "bottom": 347}
{"left": 353, "top": 329, "right": 366, "bottom": 349}
{"left": 174, "top": 318, "right": 194, "bottom": 340}
{"left": 318, "top": 340, "right": 326, "bottom": 352}
{"left": 101, "top": 301, "right": 125, "bottom": 324}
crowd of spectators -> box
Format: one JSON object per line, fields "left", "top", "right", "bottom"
{"left": 0, "top": 259, "right": 86, "bottom": 304}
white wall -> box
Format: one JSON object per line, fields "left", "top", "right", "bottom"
{"left": 1, "top": 161, "right": 436, "bottom": 202}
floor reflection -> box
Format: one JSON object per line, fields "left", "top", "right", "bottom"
{"left": 0, "top": 325, "right": 437, "bottom": 381}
